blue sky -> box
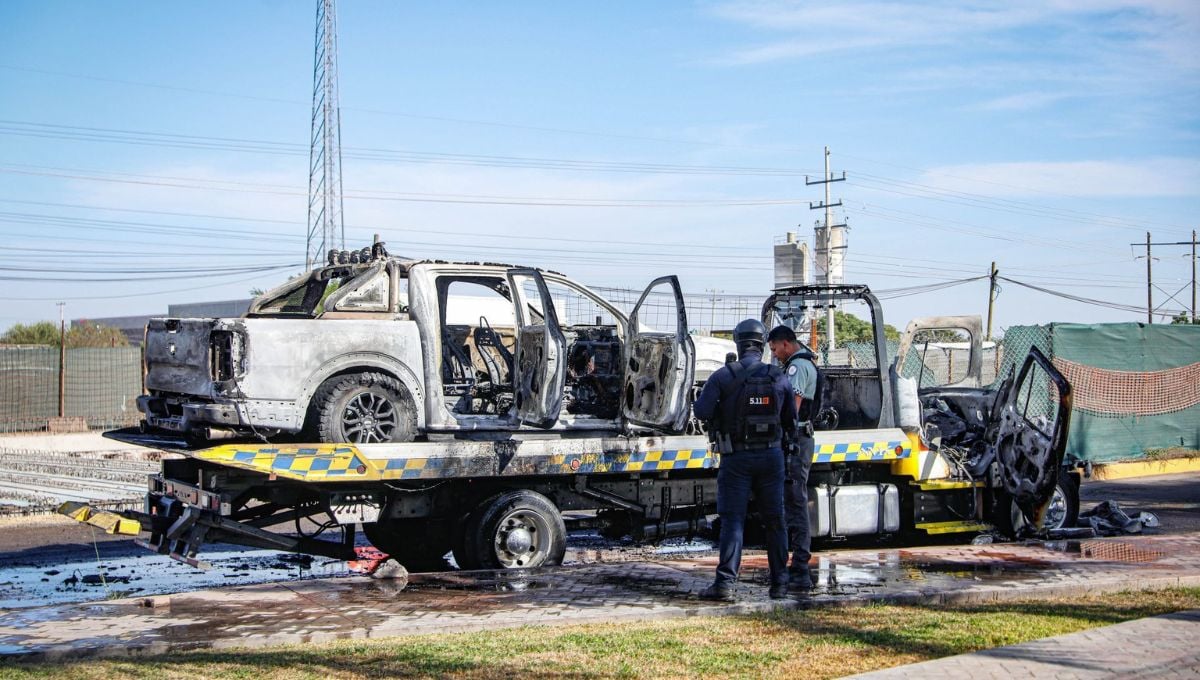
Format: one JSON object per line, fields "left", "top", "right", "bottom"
{"left": 2, "top": 1, "right": 1197, "bottom": 333}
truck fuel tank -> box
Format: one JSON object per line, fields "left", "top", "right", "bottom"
{"left": 809, "top": 483, "right": 900, "bottom": 537}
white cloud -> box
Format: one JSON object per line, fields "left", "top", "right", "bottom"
{"left": 917, "top": 157, "right": 1200, "bottom": 198}
{"left": 707, "top": 0, "right": 1200, "bottom": 71}
{"left": 972, "top": 91, "right": 1073, "bottom": 112}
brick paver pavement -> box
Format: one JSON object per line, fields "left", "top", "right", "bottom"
{"left": 850, "top": 609, "right": 1200, "bottom": 679}
{"left": 2, "top": 532, "right": 1200, "bottom": 662}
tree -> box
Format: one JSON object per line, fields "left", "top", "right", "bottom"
{"left": 68, "top": 322, "right": 131, "bottom": 347}
{"left": 1170, "top": 313, "right": 1199, "bottom": 325}
{"left": 0, "top": 322, "right": 60, "bottom": 345}
{"left": 0, "top": 321, "right": 129, "bottom": 347}
{"left": 814, "top": 311, "right": 901, "bottom": 344}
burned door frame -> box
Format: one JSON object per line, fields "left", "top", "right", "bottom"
{"left": 895, "top": 315, "right": 985, "bottom": 390}
{"left": 507, "top": 268, "right": 568, "bottom": 429}
{"left": 761, "top": 284, "right": 897, "bottom": 430}
{"left": 621, "top": 275, "right": 695, "bottom": 434}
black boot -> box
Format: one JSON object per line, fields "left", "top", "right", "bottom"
{"left": 699, "top": 582, "right": 735, "bottom": 602}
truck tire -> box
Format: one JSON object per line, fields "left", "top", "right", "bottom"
{"left": 455, "top": 490, "right": 566, "bottom": 570}
{"left": 993, "top": 472, "right": 1080, "bottom": 536}
{"left": 315, "top": 372, "right": 417, "bottom": 444}
{"left": 363, "top": 519, "right": 452, "bottom": 572}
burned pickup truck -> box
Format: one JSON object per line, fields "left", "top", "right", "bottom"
{"left": 139, "top": 245, "right": 733, "bottom": 443}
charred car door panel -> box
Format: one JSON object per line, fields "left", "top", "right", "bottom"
{"left": 507, "top": 268, "right": 568, "bottom": 429}
{"left": 621, "top": 276, "right": 695, "bottom": 433}
{"left": 989, "top": 346, "right": 1073, "bottom": 527}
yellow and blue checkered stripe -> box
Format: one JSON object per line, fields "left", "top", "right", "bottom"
{"left": 197, "top": 445, "right": 372, "bottom": 481}
{"left": 193, "top": 440, "right": 906, "bottom": 482}
{"left": 813, "top": 440, "right": 910, "bottom": 463}
{"left": 381, "top": 448, "right": 715, "bottom": 479}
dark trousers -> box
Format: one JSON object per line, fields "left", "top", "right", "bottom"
{"left": 715, "top": 448, "right": 788, "bottom": 587}
{"left": 785, "top": 435, "right": 814, "bottom": 570}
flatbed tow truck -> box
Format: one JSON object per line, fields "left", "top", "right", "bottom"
{"left": 61, "top": 283, "right": 1076, "bottom": 574}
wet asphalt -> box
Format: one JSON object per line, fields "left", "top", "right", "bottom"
{"left": 0, "top": 471, "right": 1195, "bottom": 612}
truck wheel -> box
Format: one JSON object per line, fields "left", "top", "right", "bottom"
{"left": 315, "top": 372, "right": 417, "bottom": 444}
{"left": 994, "top": 473, "right": 1080, "bottom": 536}
{"left": 363, "top": 520, "right": 452, "bottom": 572}
{"left": 455, "top": 490, "right": 566, "bottom": 570}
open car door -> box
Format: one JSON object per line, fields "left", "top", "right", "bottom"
{"left": 988, "top": 346, "right": 1073, "bottom": 534}
{"left": 506, "top": 268, "right": 567, "bottom": 428}
{"left": 894, "top": 315, "right": 984, "bottom": 390}
{"left": 621, "top": 276, "right": 695, "bottom": 433}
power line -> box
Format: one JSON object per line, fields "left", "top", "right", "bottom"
{"left": 0, "top": 120, "right": 820, "bottom": 177}
{"left": 0, "top": 163, "right": 810, "bottom": 208}
{"left": 840, "top": 152, "right": 1194, "bottom": 233}
{"left": 0, "top": 198, "right": 766, "bottom": 252}
{"left": 0, "top": 263, "right": 300, "bottom": 283}
{"left": 0, "top": 64, "right": 799, "bottom": 151}
{"left": 7, "top": 270, "right": 282, "bottom": 302}
{"left": 998, "top": 275, "right": 1186, "bottom": 318}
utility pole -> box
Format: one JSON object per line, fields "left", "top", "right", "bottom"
{"left": 986, "top": 262, "right": 998, "bottom": 341}
{"left": 706, "top": 288, "right": 723, "bottom": 335}
{"left": 806, "top": 146, "right": 846, "bottom": 350}
{"left": 306, "top": 0, "right": 345, "bottom": 269}
{"left": 1131, "top": 233, "right": 1199, "bottom": 323}
{"left": 1146, "top": 232, "right": 1153, "bottom": 324}
{"left": 57, "top": 302, "right": 66, "bottom": 418}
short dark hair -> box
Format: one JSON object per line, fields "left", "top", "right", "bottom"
{"left": 767, "top": 325, "right": 797, "bottom": 343}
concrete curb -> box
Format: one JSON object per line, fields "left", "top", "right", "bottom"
{"left": 8, "top": 571, "right": 1200, "bottom": 664}
{"left": 1090, "top": 456, "right": 1200, "bottom": 481}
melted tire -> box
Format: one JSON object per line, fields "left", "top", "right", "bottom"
{"left": 993, "top": 473, "right": 1080, "bottom": 537}
{"left": 315, "top": 372, "right": 417, "bottom": 444}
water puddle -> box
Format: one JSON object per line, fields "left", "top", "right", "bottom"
{"left": 1040, "top": 539, "right": 1166, "bottom": 563}
{"left": 793, "top": 550, "right": 1054, "bottom": 596}
{"left": 0, "top": 548, "right": 352, "bottom": 610}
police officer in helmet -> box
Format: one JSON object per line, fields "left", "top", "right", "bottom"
{"left": 693, "top": 319, "right": 797, "bottom": 601}
{"left": 767, "top": 324, "right": 819, "bottom": 587}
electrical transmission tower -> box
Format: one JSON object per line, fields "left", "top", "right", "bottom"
{"left": 306, "top": 0, "right": 345, "bottom": 269}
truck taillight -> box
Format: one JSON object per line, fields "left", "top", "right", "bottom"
{"left": 210, "top": 330, "right": 245, "bottom": 382}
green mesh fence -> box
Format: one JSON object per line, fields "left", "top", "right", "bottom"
{"left": 1048, "top": 323, "right": 1200, "bottom": 462}
{"left": 0, "top": 346, "right": 60, "bottom": 432}
{"left": 0, "top": 346, "right": 143, "bottom": 432}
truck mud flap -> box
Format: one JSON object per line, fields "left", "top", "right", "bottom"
{"left": 57, "top": 501, "right": 142, "bottom": 536}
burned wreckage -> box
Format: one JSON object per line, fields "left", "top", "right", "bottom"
{"left": 762, "top": 284, "right": 1079, "bottom": 537}
{"left": 70, "top": 258, "right": 1078, "bottom": 574}
{"left": 138, "top": 245, "right": 730, "bottom": 443}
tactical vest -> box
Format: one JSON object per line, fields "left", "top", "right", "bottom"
{"left": 788, "top": 351, "right": 824, "bottom": 424}
{"left": 723, "top": 361, "right": 783, "bottom": 452}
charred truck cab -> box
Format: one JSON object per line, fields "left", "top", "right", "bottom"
{"left": 72, "top": 270, "right": 1075, "bottom": 575}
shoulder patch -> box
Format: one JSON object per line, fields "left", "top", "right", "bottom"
{"left": 787, "top": 365, "right": 797, "bottom": 376}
